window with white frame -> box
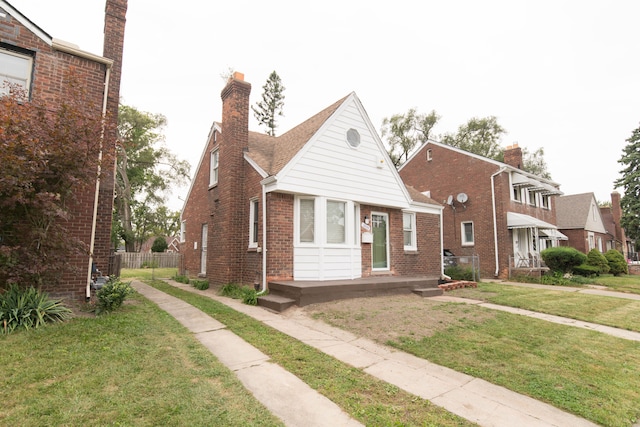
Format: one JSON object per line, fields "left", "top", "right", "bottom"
{"left": 180, "top": 220, "right": 186, "bottom": 242}
{"left": 0, "top": 48, "right": 33, "bottom": 97}
{"left": 541, "top": 194, "right": 550, "bottom": 209}
{"left": 209, "top": 149, "right": 219, "bottom": 186}
{"left": 513, "top": 186, "right": 522, "bottom": 202}
{"left": 249, "top": 198, "right": 259, "bottom": 248}
{"left": 403, "top": 212, "right": 416, "bottom": 250}
{"left": 326, "top": 200, "right": 346, "bottom": 244}
{"left": 527, "top": 189, "right": 537, "bottom": 206}
{"left": 461, "top": 221, "right": 474, "bottom": 246}
{"left": 299, "top": 198, "right": 315, "bottom": 243}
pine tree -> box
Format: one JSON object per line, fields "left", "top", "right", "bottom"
{"left": 615, "top": 123, "right": 640, "bottom": 241}
{"left": 252, "top": 71, "right": 285, "bottom": 136}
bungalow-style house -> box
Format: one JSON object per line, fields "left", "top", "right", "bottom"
{"left": 555, "top": 192, "right": 608, "bottom": 254}
{"left": 399, "top": 141, "right": 565, "bottom": 278}
{"left": 0, "top": 0, "right": 127, "bottom": 300}
{"left": 180, "top": 73, "right": 444, "bottom": 305}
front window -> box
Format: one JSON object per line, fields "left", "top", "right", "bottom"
{"left": 299, "top": 198, "right": 315, "bottom": 243}
{"left": 403, "top": 212, "right": 416, "bottom": 250}
{"left": 326, "top": 200, "right": 346, "bottom": 244}
{"left": 249, "top": 198, "right": 259, "bottom": 248}
{"left": 209, "top": 149, "right": 219, "bottom": 186}
{"left": 541, "top": 194, "right": 550, "bottom": 209}
{"left": 461, "top": 221, "right": 474, "bottom": 246}
{"left": 0, "top": 48, "right": 32, "bottom": 97}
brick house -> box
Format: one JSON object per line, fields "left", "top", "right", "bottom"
{"left": 600, "top": 191, "right": 635, "bottom": 261}
{"left": 180, "top": 73, "right": 444, "bottom": 292}
{"left": 0, "top": 0, "right": 127, "bottom": 300}
{"left": 399, "top": 141, "right": 565, "bottom": 278}
{"left": 556, "top": 192, "right": 608, "bottom": 254}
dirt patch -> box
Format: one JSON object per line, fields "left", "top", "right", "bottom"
{"left": 302, "top": 294, "right": 496, "bottom": 344}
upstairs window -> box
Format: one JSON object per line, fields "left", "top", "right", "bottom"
{"left": 461, "top": 221, "right": 474, "bottom": 246}
{"left": 403, "top": 212, "right": 416, "bottom": 250}
{"left": 0, "top": 48, "right": 32, "bottom": 97}
{"left": 209, "top": 149, "right": 219, "bottom": 186}
{"left": 541, "top": 194, "right": 550, "bottom": 209}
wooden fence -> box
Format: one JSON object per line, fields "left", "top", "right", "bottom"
{"left": 119, "top": 252, "right": 182, "bottom": 269}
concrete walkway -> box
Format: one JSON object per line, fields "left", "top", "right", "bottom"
{"left": 130, "top": 279, "right": 614, "bottom": 427}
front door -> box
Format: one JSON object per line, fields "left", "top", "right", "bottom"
{"left": 200, "top": 223, "right": 208, "bottom": 275}
{"left": 372, "top": 213, "right": 389, "bottom": 270}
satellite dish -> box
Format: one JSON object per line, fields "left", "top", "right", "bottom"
{"left": 446, "top": 195, "right": 453, "bottom": 205}
{"left": 456, "top": 193, "right": 468, "bottom": 204}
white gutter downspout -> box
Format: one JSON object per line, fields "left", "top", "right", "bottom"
{"left": 439, "top": 208, "right": 450, "bottom": 280}
{"left": 86, "top": 66, "right": 112, "bottom": 301}
{"left": 491, "top": 167, "right": 507, "bottom": 277}
{"left": 259, "top": 181, "right": 268, "bottom": 294}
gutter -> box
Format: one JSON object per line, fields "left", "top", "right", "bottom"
{"left": 85, "top": 65, "right": 112, "bottom": 301}
{"left": 259, "top": 182, "right": 268, "bottom": 294}
{"left": 490, "top": 167, "right": 507, "bottom": 277}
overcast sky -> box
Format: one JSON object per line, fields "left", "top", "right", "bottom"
{"left": 15, "top": 0, "right": 640, "bottom": 210}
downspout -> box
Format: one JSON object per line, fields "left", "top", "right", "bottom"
{"left": 259, "top": 181, "right": 268, "bottom": 294}
{"left": 491, "top": 167, "right": 507, "bottom": 277}
{"left": 86, "top": 66, "right": 112, "bottom": 301}
{"left": 440, "top": 208, "right": 450, "bottom": 280}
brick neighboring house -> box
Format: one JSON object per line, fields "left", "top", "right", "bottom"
{"left": 0, "top": 0, "right": 127, "bottom": 300}
{"left": 556, "top": 192, "right": 608, "bottom": 254}
{"left": 140, "top": 236, "right": 180, "bottom": 253}
{"left": 180, "top": 73, "right": 444, "bottom": 290}
{"left": 600, "top": 191, "right": 635, "bottom": 260}
{"left": 399, "top": 141, "right": 565, "bottom": 278}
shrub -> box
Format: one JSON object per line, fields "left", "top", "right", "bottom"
{"left": 540, "top": 247, "right": 586, "bottom": 274}
{"left": 605, "top": 249, "right": 628, "bottom": 276}
{"left": 540, "top": 271, "right": 572, "bottom": 286}
{"left": 573, "top": 264, "right": 600, "bottom": 277}
{"left": 151, "top": 237, "right": 168, "bottom": 253}
{"left": 220, "top": 283, "right": 260, "bottom": 305}
{"left": 0, "top": 284, "right": 72, "bottom": 334}
{"left": 586, "top": 249, "right": 610, "bottom": 274}
{"left": 95, "top": 277, "right": 134, "bottom": 315}
{"left": 191, "top": 280, "right": 209, "bottom": 290}
{"left": 172, "top": 274, "right": 190, "bottom": 284}
{"left": 444, "top": 265, "right": 476, "bottom": 281}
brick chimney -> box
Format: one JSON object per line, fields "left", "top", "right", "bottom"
{"left": 210, "top": 72, "right": 252, "bottom": 285}
{"left": 504, "top": 143, "right": 523, "bottom": 169}
{"left": 611, "top": 191, "right": 628, "bottom": 259}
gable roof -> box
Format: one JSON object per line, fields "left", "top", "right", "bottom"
{"left": 245, "top": 95, "right": 348, "bottom": 176}
{"left": 556, "top": 192, "right": 607, "bottom": 232}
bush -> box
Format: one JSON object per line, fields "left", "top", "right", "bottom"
{"left": 95, "top": 277, "right": 134, "bottom": 315}
{"left": 540, "top": 247, "right": 586, "bottom": 274}
{"left": 151, "top": 237, "right": 168, "bottom": 253}
{"left": 605, "top": 249, "right": 628, "bottom": 276}
{"left": 220, "top": 283, "right": 261, "bottom": 305}
{"left": 0, "top": 284, "right": 72, "bottom": 334}
{"left": 444, "top": 265, "right": 476, "bottom": 281}
{"left": 172, "top": 274, "right": 190, "bottom": 284}
{"left": 191, "top": 280, "right": 209, "bottom": 290}
{"left": 540, "top": 271, "right": 573, "bottom": 286}
{"left": 586, "top": 249, "right": 610, "bottom": 274}
{"left": 573, "top": 264, "right": 600, "bottom": 277}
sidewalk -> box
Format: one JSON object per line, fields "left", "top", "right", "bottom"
{"left": 132, "top": 280, "right": 602, "bottom": 427}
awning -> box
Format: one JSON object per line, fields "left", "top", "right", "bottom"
{"left": 507, "top": 212, "right": 557, "bottom": 229}
{"left": 539, "top": 228, "right": 568, "bottom": 240}
{"left": 511, "top": 173, "right": 533, "bottom": 187}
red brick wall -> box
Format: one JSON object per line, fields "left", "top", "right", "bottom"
{"left": 266, "top": 193, "right": 295, "bottom": 281}
{"left": 1, "top": 2, "right": 126, "bottom": 300}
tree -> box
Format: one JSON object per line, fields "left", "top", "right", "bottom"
{"left": 151, "top": 236, "right": 168, "bottom": 253}
{"left": 381, "top": 108, "right": 440, "bottom": 167}
{"left": 114, "top": 105, "right": 190, "bottom": 252}
{"left": 441, "top": 116, "right": 506, "bottom": 161}
{"left": 522, "top": 147, "right": 551, "bottom": 179}
{"left": 0, "top": 77, "right": 113, "bottom": 288}
{"left": 615, "top": 123, "right": 640, "bottom": 241}
{"left": 252, "top": 71, "right": 285, "bottom": 136}
{"left": 605, "top": 249, "right": 628, "bottom": 276}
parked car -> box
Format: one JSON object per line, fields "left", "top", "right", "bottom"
{"left": 443, "top": 249, "right": 457, "bottom": 267}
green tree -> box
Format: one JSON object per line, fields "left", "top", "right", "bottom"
{"left": 615, "top": 123, "right": 640, "bottom": 241}
{"left": 151, "top": 236, "right": 168, "bottom": 253}
{"left": 604, "top": 249, "right": 628, "bottom": 276}
{"left": 114, "top": 105, "right": 190, "bottom": 252}
{"left": 522, "top": 147, "right": 551, "bottom": 179}
{"left": 441, "top": 116, "right": 505, "bottom": 160}
{"left": 381, "top": 108, "right": 440, "bottom": 167}
{"left": 0, "top": 76, "right": 113, "bottom": 288}
{"left": 586, "top": 249, "right": 610, "bottom": 274}
{"left": 252, "top": 71, "right": 285, "bottom": 136}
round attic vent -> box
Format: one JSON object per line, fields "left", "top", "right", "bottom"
{"left": 346, "top": 128, "right": 361, "bottom": 148}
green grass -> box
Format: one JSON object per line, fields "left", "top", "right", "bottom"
{"left": 143, "top": 279, "right": 474, "bottom": 426}
{"left": 119, "top": 267, "right": 178, "bottom": 281}
{"left": 450, "top": 282, "right": 640, "bottom": 332}
{"left": 0, "top": 293, "right": 282, "bottom": 426}
{"left": 591, "top": 273, "right": 640, "bottom": 294}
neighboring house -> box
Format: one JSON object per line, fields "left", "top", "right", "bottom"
{"left": 140, "top": 236, "right": 180, "bottom": 253}
{"left": 599, "top": 191, "right": 634, "bottom": 260}
{"left": 400, "top": 142, "right": 565, "bottom": 278}
{"left": 180, "top": 72, "right": 444, "bottom": 290}
{"left": 556, "top": 192, "right": 608, "bottom": 254}
{"left": 0, "top": 0, "right": 127, "bottom": 300}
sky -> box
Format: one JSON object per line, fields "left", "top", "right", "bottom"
{"left": 14, "top": 0, "right": 640, "bottom": 211}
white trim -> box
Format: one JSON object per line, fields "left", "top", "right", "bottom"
{"left": 402, "top": 211, "right": 417, "bottom": 251}
{"left": 371, "top": 212, "right": 390, "bottom": 271}
{"left": 248, "top": 198, "right": 259, "bottom": 248}
{"left": 461, "top": 221, "right": 475, "bottom": 246}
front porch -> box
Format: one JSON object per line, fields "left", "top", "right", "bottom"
{"left": 258, "top": 275, "right": 442, "bottom": 312}
{"left": 508, "top": 254, "right": 550, "bottom": 279}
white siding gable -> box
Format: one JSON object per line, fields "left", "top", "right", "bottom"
{"left": 268, "top": 93, "right": 410, "bottom": 209}
{"left": 585, "top": 196, "right": 607, "bottom": 234}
